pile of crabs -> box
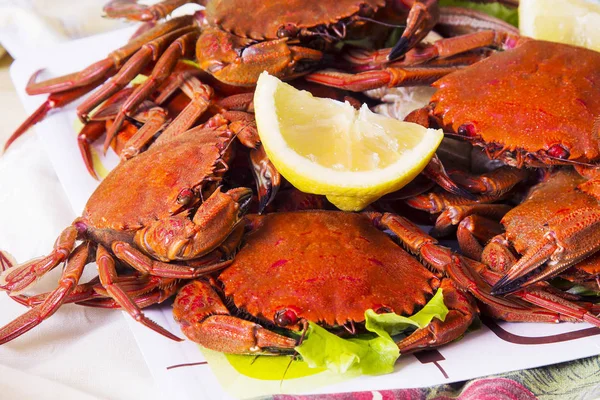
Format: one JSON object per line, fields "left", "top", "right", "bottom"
{"left": 2, "top": 0, "right": 600, "bottom": 366}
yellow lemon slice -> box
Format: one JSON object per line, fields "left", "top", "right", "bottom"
{"left": 519, "top": 0, "right": 600, "bottom": 52}
{"left": 253, "top": 72, "right": 443, "bottom": 211}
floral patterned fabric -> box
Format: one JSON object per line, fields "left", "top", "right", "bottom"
{"left": 259, "top": 355, "right": 600, "bottom": 400}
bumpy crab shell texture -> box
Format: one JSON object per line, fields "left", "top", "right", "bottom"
{"left": 205, "top": 0, "right": 385, "bottom": 40}
{"left": 83, "top": 130, "right": 226, "bottom": 231}
{"left": 431, "top": 40, "right": 600, "bottom": 162}
{"left": 218, "top": 211, "right": 438, "bottom": 327}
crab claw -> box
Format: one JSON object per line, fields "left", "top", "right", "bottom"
{"left": 422, "top": 155, "right": 476, "bottom": 200}
{"left": 250, "top": 146, "right": 281, "bottom": 214}
{"left": 388, "top": 0, "right": 440, "bottom": 60}
{"left": 491, "top": 207, "right": 600, "bottom": 295}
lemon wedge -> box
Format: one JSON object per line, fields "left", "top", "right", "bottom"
{"left": 253, "top": 72, "right": 443, "bottom": 211}
{"left": 519, "top": 0, "right": 600, "bottom": 52}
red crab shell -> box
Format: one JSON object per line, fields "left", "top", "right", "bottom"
{"left": 499, "top": 170, "right": 597, "bottom": 255}
{"left": 431, "top": 40, "right": 600, "bottom": 163}
{"left": 218, "top": 211, "right": 438, "bottom": 327}
{"left": 205, "top": 0, "right": 385, "bottom": 40}
{"left": 83, "top": 128, "right": 228, "bottom": 231}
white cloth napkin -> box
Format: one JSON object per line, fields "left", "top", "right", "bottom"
{"left": 0, "top": 1, "right": 165, "bottom": 399}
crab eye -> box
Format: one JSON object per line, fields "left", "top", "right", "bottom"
{"left": 277, "top": 24, "right": 298, "bottom": 38}
{"left": 457, "top": 123, "right": 477, "bottom": 137}
{"left": 177, "top": 188, "right": 195, "bottom": 205}
{"left": 274, "top": 308, "right": 298, "bottom": 326}
{"left": 374, "top": 305, "right": 393, "bottom": 314}
{"left": 547, "top": 144, "right": 570, "bottom": 159}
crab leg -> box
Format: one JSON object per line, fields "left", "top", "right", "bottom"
{"left": 250, "top": 146, "right": 281, "bottom": 213}
{"left": 27, "top": 15, "right": 194, "bottom": 95}
{"left": 134, "top": 187, "right": 251, "bottom": 261}
{"left": 78, "top": 282, "right": 179, "bottom": 309}
{"left": 112, "top": 244, "right": 233, "bottom": 279}
{"left": 173, "top": 280, "right": 298, "bottom": 354}
{"left": 349, "top": 30, "right": 517, "bottom": 69}
{"left": 221, "top": 110, "right": 281, "bottom": 212}
{"left": 374, "top": 213, "right": 600, "bottom": 327}
{"left": 0, "top": 242, "right": 90, "bottom": 345}
{"left": 4, "top": 82, "right": 100, "bottom": 151}
{"left": 77, "top": 121, "right": 106, "bottom": 180}
{"left": 153, "top": 77, "right": 213, "bottom": 143}
{"left": 104, "top": 30, "right": 200, "bottom": 151}
{"left": 104, "top": 0, "right": 200, "bottom": 22}
{"left": 96, "top": 245, "right": 182, "bottom": 341}
{"left": 154, "top": 66, "right": 205, "bottom": 105}
{"left": 77, "top": 27, "right": 195, "bottom": 121}
{"left": 466, "top": 258, "right": 600, "bottom": 326}
{"left": 406, "top": 191, "right": 503, "bottom": 214}
{"left": 305, "top": 65, "right": 460, "bottom": 92}
{"left": 491, "top": 207, "right": 600, "bottom": 295}
{"left": 14, "top": 275, "right": 178, "bottom": 308}
{"left": 432, "top": 204, "right": 510, "bottom": 237}
{"left": 120, "top": 104, "right": 169, "bottom": 160}
{"left": 456, "top": 214, "right": 505, "bottom": 260}
{"left": 449, "top": 166, "right": 530, "bottom": 197}
{"left": 6, "top": 17, "right": 194, "bottom": 151}
{"left": 0, "top": 226, "right": 78, "bottom": 293}
{"left": 389, "top": 0, "right": 440, "bottom": 60}
{"left": 11, "top": 277, "right": 103, "bottom": 307}
{"left": 397, "top": 278, "right": 476, "bottom": 353}
{"left": 438, "top": 6, "right": 519, "bottom": 36}
{"left": 421, "top": 155, "right": 476, "bottom": 199}
{"left": 88, "top": 87, "right": 136, "bottom": 121}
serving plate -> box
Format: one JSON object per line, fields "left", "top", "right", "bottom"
{"left": 10, "top": 28, "right": 600, "bottom": 400}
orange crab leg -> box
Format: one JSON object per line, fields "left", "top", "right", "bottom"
{"left": 77, "top": 26, "right": 195, "bottom": 121}
{"left": 173, "top": 280, "right": 298, "bottom": 354}
{"left": 374, "top": 213, "right": 600, "bottom": 327}
{"left": 27, "top": 15, "right": 194, "bottom": 95}
{"left": 433, "top": 203, "right": 510, "bottom": 236}
{"left": 154, "top": 65, "right": 205, "bottom": 105}
{"left": 348, "top": 30, "right": 514, "bottom": 70}
{"left": 220, "top": 110, "right": 281, "bottom": 212}
{"left": 77, "top": 282, "right": 179, "bottom": 309}
{"left": 96, "top": 245, "right": 182, "bottom": 341}
{"left": 397, "top": 278, "right": 476, "bottom": 353}
{"left": 4, "top": 82, "right": 99, "bottom": 151}
{"left": 0, "top": 226, "right": 78, "bottom": 293}
{"left": 466, "top": 258, "right": 600, "bottom": 326}
{"left": 421, "top": 155, "right": 476, "bottom": 200}
{"left": 104, "top": 0, "right": 200, "bottom": 21}
{"left": 154, "top": 77, "right": 213, "bottom": 143}
{"left": 492, "top": 207, "right": 600, "bottom": 295}
{"left": 0, "top": 242, "right": 90, "bottom": 345}
{"left": 449, "top": 166, "right": 530, "bottom": 198}
{"left": 77, "top": 121, "right": 106, "bottom": 180}
{"left": 389, "top": 0, "right": 440, "bottom": 60}
{"left": 112, "top": 243, "right": 232, "bottom": 279}
{"left": 437, "top": 6, "right": 519, "bottom": 37}
{"left": 456, "top": 214, "right": 505, "bottom": 260}
{"left": 133, "top": 187, "right": 252, "bottom": 261}
{"left": 250, "top": 145, "right": 281, "bottom": 213}
{"left": 104, "top": 30, "right": 200, "bottom": 151}
{"left": 120, "top": 104, "right": 169, "bottom": 160}
{"left": 305, "top": 65, "right": 460, "bottom": 92}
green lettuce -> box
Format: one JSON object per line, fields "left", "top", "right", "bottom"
{"left": 295, "top": 289, "right": 448, "bottom": 376}
{"left": 439, "top": 0, "right": 519, "bottom": 27}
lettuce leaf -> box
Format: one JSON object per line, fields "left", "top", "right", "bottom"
{"left": 295, "top": 289, "right": 448, "bottom": 376}
{"left": 439, "top": 0, "right": 519, "bottom": 27}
